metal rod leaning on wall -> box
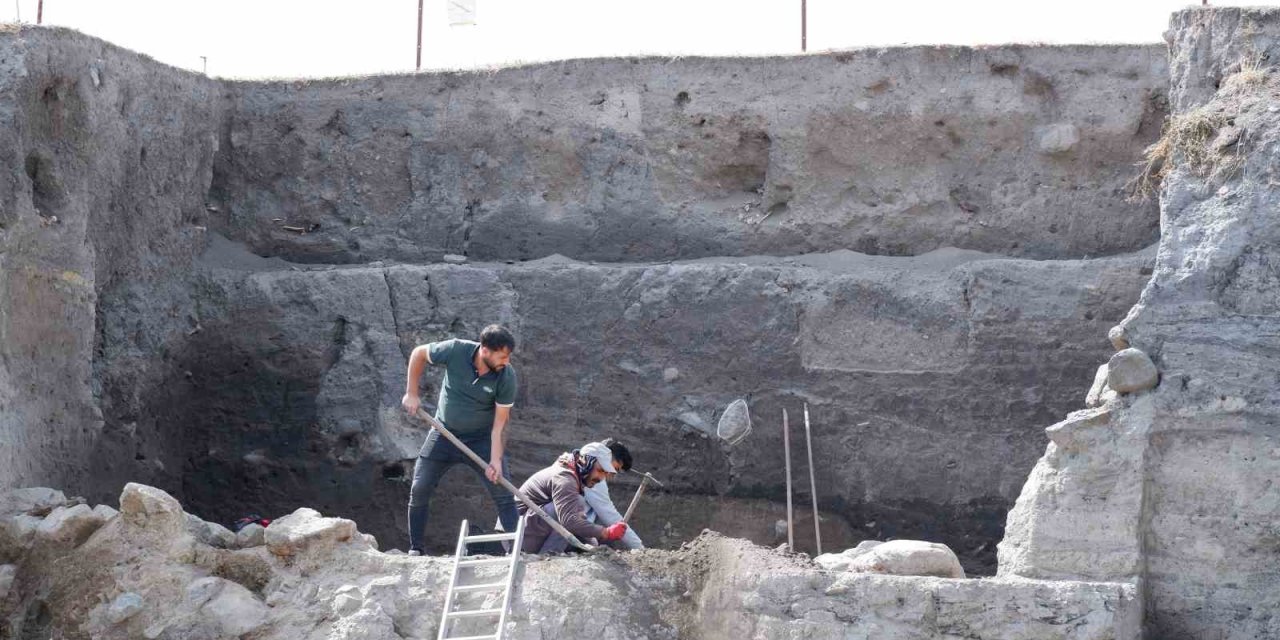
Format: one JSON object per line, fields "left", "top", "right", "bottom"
{"left": 804, "top": 403, "right": 822, "bottom": 555}
{"left": 413, "top": 409, "right": 595, "bottom": 552}
{"left": 784, "top": 408, "right": 794, "bottom": 552}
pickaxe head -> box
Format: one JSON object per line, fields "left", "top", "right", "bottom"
{"left": 630, "top": 469, "right": 665, "bottom": 488}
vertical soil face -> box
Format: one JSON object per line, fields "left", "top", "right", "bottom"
{"left": 1, "top": 27, "right": 1163, "bottom": 576}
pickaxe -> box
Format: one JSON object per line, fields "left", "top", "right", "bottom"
{"left": 621, "top": 470, "right": 665, "bottom": 524}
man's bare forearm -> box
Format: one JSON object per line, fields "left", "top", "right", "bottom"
{"left": 405, "top": 346, "right": 428, "bottom": 396}
{"left": 401, "top": 346, "right": 428, "bottom": 414}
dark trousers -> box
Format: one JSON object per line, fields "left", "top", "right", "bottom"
{"left": 407, "top": 430, "right": 517, "bottom": 552}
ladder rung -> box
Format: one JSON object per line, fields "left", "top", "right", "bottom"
{"left": 464, "top": 532, "right": 518, "bottom": 543}
{"left": 443, "top": 608, "right": 503, "bottom": 619}
{"left": 453, "top": 582, "right": 507, "bottom": 593}
{"left": 457, "top": 557, "right": 510, "bottom": 568}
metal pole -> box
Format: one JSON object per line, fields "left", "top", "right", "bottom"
{"left": 784, "top": 408, "right": 794, "bottom": 552}
{"left": 414, "top": 408, "right": 595, "bottom": 551}
{"left": 803, "top": 403, "right": 821, "bottom": 555}
{"left": 416, "top": 0, "right": 424, "bottom": 70}
{"left": 801, "top": 0, "right": 807, "bottom": 52}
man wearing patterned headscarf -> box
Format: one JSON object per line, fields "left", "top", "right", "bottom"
{"left": 515, "top": 443, "right": 629, "bottom": 553}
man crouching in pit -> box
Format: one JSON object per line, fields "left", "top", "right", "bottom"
{"left": 517, "top": 442, "right": 629, "bottom": 553}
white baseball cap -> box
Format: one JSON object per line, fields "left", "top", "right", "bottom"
{"left": 580, "top": 442, "right": 617, "bottom": 474}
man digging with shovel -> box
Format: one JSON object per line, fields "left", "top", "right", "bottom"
{"left": 401, "top": 324, "right": 519, "bottom": 556}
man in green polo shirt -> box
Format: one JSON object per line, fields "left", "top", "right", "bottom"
{"left": 401, "top": 324, "right": 519, "bottom": 555}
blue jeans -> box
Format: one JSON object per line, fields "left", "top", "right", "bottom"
{"left": 407, "top": 430, "right": 517, "bottom": 552}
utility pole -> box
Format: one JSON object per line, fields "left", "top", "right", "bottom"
{"left": 37, "top": 0, "right": 42, "bottom": 24}
{"left": 416, "top": 0, "right": 424, "bottom": 70}
{"left": 200, "top": 56, "right": 207, "bottom": 74}
{"left": 801, "top": 0, "right": 807, "bottom": 52}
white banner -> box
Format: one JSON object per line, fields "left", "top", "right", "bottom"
{"left": 448, "top": 0, "right": 476, "bottom": 26}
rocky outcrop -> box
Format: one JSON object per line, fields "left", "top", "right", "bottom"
{"left": 0, "top": 484, "right": 1139, "bottom": 640}
{"left": 1000, "top": 7, "right": 1280, "bottom": 638}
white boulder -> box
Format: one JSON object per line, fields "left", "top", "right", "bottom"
{"left": 845, "top": 539, "right": 966, "bottom": 579}
{"left": 265, "top": 507, "right": 358, "bottom": 557}
{"left": 119, "top": 483, "right": 185, "bottom": 533}
{"left": 1107, "top": 348, "right": 1159, "bottom": 393}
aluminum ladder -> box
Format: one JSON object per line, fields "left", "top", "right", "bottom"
{"left": 437, "top": 514, "right": 527, "bottom": 640}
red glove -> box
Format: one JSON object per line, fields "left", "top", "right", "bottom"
{"left": 601, "top": 522, "right": 628, "bottom": 542}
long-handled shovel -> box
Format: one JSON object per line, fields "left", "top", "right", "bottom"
{"left": 414, "top": 409, "right": 595, "bottom": 552}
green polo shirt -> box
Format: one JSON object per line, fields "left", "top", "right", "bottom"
{"left": 428, "top": 338, "right": 517, "bottom": 437}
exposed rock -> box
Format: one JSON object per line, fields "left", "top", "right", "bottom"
{"left": 0, "top": 514, "right": 44, "bottom": 553}
{"left": 186, "top": 514, "right": 236, "bottom": 549}
{"left": 845, "top": 539, "right": 966, "bottom": 579}
{"left": 235, "top": 522, "right": 266, "bottom": 548}
{"left": 0, "top": 486, "right": 1139, "bottom": 639}
{"left": 1038, "top": 123, "right": 1081, "bottom": 155}
{"left": 1004, "top": 9, "right": 1280, "bottom": 637}
{"left": 1084, "top": 364, "right": 1116, "bottom": 407}
{"left": 1044, "top": 408, "right": 1113, "bottom": 454}
{"left": 92, "top": 504, "right": 119, "bottom": 521}
{"left": 184, "top": 576, "right": 269, "bottom": 637}
{"left": 0, "top": 564, "right": 14, "bottom": 600}
{"left": 1107, "top": 324, "right": 1130, "bottom": 350}
{"left": 1106, "top": 348, "right": 1158, "bottom": 393}
{"left": 265, "top": 507, "right": 359, "bottom": 557}
{"left": 119, "top": 483, "right": 185, "bottom": 533}
{"left": 35, "top": 503, "right": 107, "bottom": 546}
{"left": 105, "top": 592, "right": 144, "bottom": 624}
{"left": 814, "top": 539, "right": 884, "bottom": 571}
{"left": 0, "top": 487, "right": 67, "bottom": 517}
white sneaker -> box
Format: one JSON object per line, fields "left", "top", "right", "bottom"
{"left": 408, "top": 549, "right": 423, "bottom": 557}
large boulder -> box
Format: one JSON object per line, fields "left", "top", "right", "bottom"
{"left": 119, "top": 483, "right": 186, "bottom": 533}
{"left": 1106, "top": 348, "right": 1159, "bottom": 393}
{"left": 265, "top": 508, "right": 358, "bottom": 557}
{"left": 846, "top": 539, "right": 966, "bottom": 579}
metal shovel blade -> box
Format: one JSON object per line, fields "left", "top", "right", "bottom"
{"left": 716, "top": 398, "right": 752, "bottom": 445}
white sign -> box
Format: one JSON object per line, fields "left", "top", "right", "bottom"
{"left": 448, "top": 0, "right": 476, "bottom": 26}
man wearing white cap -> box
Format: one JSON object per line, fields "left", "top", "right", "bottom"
{"left": 583, "top": 438, "right": 645, "bottom": 550}
{"left": 515, "top": 442, "right": 629, "bottom": 553}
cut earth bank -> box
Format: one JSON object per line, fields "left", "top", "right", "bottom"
{"left": 4, "top": 4, "right": 1276, "bottom": 638}
{"left": 0, "top": 23, "right": 1164, "bottom": 576}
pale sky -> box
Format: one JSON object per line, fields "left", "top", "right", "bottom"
{"left": 3, "top": 1, "right": 1278, "bottom": 78}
